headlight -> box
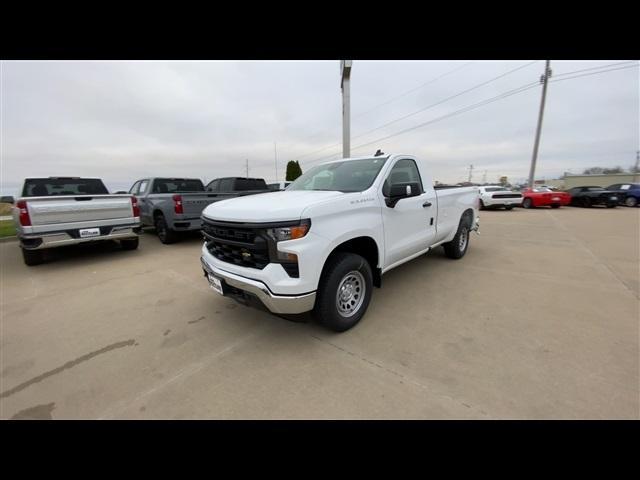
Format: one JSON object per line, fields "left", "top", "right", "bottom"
{"left": 266, "top": 221, "right": 310, "bottom": 242}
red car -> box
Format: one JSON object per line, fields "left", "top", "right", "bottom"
{"left": 520, "top": 187, "right": 571, "bottom": 209}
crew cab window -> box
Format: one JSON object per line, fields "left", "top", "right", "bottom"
{"left": 207, "top": 180, "right": 220, "bottom": 192}
{"left": 383, "top": 159, "right": 423, "bottom": 196}
{"left": 152, "top": 179, "right": 204, "bottom": 193}
{"left": 129, "top": 181, "right": 140, "bottom": 195}
{"left": 219, "top": 178, "right": 234, "bottom": 192}
{"left": 22, "top": 178, "right": 109, "bottom": 197}
{"left": 235, "top": 178, "right": 267, "bottom": 191}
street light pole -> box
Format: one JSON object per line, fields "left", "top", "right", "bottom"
{"left": 274, "top": 143, "right": 278, "bottom": 182}
{"left": 528, "top": 60, "right": 552, "bottom": 188}
{"left": 341, "top": 60, "right": 352, "bottom": 159}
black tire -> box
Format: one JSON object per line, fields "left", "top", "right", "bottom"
{"left": 443, "top": 217, "right": 471, "bottom": 260}
{"left": 522, "top": 198, "right": 533, "bottom": 209}
{"left": 606, "top": 204, "right": 616, "bottom": 209}
{"left": 154, "top": 213, "right": 178, "bottom": 244}
{"left": 313, "top": 252, "right": 373, "bottom": 332}
{"left": 21, "top": 248, "right": 43, "bottom": 266}
{"left": 479, "top": 199, "right": 486, "bottom": 210}
{"left": 582, "top": 197, "right": 592, "bottom": 208}
{"left": 121, "top": 237, "right": 139, "bottom": 250}
{"left": 624, "top": 196, "right": 637, "bottom": 207}
{"left": 505, "top": 205, "right": 514, "bottom": 210}
{"left": 551, "top": 204, "right": 560, "bottom": 209}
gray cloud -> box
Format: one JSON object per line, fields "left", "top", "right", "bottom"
{"left": 1, "top": 60, "right": 638, "bottom": 195}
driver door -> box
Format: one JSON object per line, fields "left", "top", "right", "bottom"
{"left": 380, "top": 158, "right": 437, "bottom": 268}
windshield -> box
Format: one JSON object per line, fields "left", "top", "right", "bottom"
{"left": 287, "top": 158, "right": 388, "bottom": 192}
{"left": 153, "top": 179, "right": 204, "bottom": 193}
{"left": 22, "top": 178, "right": 109, "bottom": 197}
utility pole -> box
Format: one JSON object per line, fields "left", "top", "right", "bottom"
{"left": 482, "top": 170, "right": 487, "bottom": 184}
{"left": 634, "top": 150, "right": 640, "bottom": 182}
{"left": 245, "top": 159, "right": 249, "bottom": 178}
{"left": 528, "top": 60, "right": 552, "bottom": 188}
{"left": 467, "top": 164, "right": 474, "bottom": 183}
{"left": 340, "top": 60, "right": 352, "bottom": 158}
{"left": 274, "top": 143, "right": 278, "bottom": 182}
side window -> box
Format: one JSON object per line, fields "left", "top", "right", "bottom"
{"left": 208, "top": 180, "right": 220, "bottom": 192}
{"left": 129, "top": 181, "right": 140, "bottom": 195}
{"left": 383, "top": 159, "right": 423, "bottom": 196}
{"left": 620, "top": 184, "right": 631, "bottom": 190}
{"left": 220, "top": 178, "right": 234, "bottom": 192}
{"left": 138, "top": 180, "right": 149, "bottom": 194}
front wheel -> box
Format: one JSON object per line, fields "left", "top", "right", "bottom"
{"left": 582, "top": 197, "right": 592, "bottom": 208}
{"left": 443, "top": 219, "right": 470, "bottom": 259}
{"left": 606, "top": 204, "right": 617, "bottom": 209}
{"left": 624, "top": 196, "right": 638, "bottom": 207}
{"left": 22, "top": 248, "right": 44, "bottom": 266}
{"left": 313, "top": 252, "right": 373, "bottom": 332}
{"left": 522, "top": 198, "right": 533, "bottom": 209}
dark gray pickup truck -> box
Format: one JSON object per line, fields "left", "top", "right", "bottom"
{"left": 129, "top": 178, "right": 219, "bottom": 243}
{"left": 130, "top": 177, "right": 272, "bottom": 243}
{"left": 204, "top": 177, "right": 271, "bottom": 199}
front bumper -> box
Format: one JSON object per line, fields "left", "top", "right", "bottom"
{"left": 20, "top": 226, "right": 139, "bottom": 250}
{"left": 200, "top": 256, "right": 316, "bottom": 314}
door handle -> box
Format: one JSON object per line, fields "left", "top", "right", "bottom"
{"left": 422, "top": 201, "right": 432, "bottom": 208}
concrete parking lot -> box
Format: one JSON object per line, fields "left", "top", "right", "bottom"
{"left": 1, "top": 206, "right": 638, "bottom": 419}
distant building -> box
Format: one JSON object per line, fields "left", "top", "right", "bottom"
{"left": 536, "top": 173, "right": 639, "bottom": 190}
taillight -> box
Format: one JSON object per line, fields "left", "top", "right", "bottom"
{"left": 173, "top": 194, "right": 183, "bottom": 214}
{"left": 131, "top": 196, "right": 140, "bottom": 217}
{"left": 16, "top": 200, "right": 32, "bottom": 226}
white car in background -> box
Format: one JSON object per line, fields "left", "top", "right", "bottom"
{"left": 478, "top": 186, "right": 523, "bottom": 210}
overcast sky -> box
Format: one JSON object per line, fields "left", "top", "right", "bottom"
{"left": 1, "top": 60, "right": 638, "bottom": 195}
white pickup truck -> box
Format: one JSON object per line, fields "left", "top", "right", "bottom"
{"left": 200, "top": 154, "right": 479, "bottom": 331}
{"left": 10, "top": 177, "right": 141, "bottom": 266}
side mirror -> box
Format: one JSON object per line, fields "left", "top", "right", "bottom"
{"left": 385, "top": 182, "right": 420, "bottom": 208}
{"left": 1, "top": 196, "right": 15, "bottom": 204}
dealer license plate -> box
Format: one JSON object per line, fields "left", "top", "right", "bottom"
{"left": 79, "top": 228, "right": 101, "bottom": 238}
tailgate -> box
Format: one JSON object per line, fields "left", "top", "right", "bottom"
{"left": 181, "top": 194, "right": 218, "bottom": 216}
{"left": 27, "top": 195, "right": 134, "bottom": 226}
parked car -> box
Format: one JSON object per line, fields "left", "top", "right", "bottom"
{"left": 478, "top": 186, "right": 522, "bottom": 210}
{"left": 567, "top": 186, "right": 619, "bottom": 208}
{"left": 205, "top": 177, "right": 271, "bottom": 199}
{"left": 130, "top": 177, "right": 219, "bottom": 244}
{"left": 521, "top": 187, "right": 571, "bottom": 209}
{"left": 605, "top": 183, "right": 640, "bottom": 207}
{"left": 10, "top": 177, "right": 141, "bottom": 266}
{"left": 200, "top": 154, "right": 479, "bottom": 332}
{"left": 267, "top": 181, "right": 291, "bottom": 191}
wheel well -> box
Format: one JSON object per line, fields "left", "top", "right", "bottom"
{"left": 153, "top": 209, "right": 164, "bottom": 219}
{"left": 326, "top": 236, "right": 382, "bottom": 288}
{"left": 461, "top": 208, "right": 474, "bottom": 227}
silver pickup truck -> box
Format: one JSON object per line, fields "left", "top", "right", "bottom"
{"left": 10, "top": 177, "right": 141, "bottom": 266}
{"left": 129, "top": 178, "right": 220, "bottom": 244}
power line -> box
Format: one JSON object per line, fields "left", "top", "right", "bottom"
{"left": 304, "top": 63, "right": 639, "bottom": 166}
{"left": 352, "top": 61, "right": 474, "bottom": 119}
{"left": 289, "top": 62, "right": 474, "bottom": 160}
{"left": 305, "top": 81, "right": 541, "bottom": 165}
{"left": 296, "top": 61, "right": 538, "bottom": 161}
{"left": 550, "top": 60, "right": 637, "bottom": 79}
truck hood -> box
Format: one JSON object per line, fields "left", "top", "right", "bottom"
{"left": 202, "top": 190, "right": 344, "bottom": 223}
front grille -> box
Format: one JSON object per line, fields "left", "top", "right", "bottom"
{"left": 202, "top": 220, "right": 269, "bottom": 269}
{"left": 492, "top": 193, "right": 522, "bottom": 199}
